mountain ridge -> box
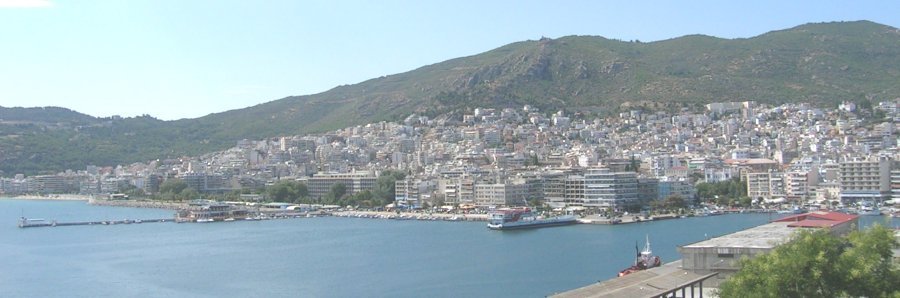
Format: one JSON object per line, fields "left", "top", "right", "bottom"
{"left": 2, "top": 20, "right": 899, "bottom": 175}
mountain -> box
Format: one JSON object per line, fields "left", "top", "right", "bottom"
{"left": 2, "top": 20, "right": 900, "bottom": 175}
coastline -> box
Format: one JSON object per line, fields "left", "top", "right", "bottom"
{"left": 333, "top": 210, "right": 489, "bottom": 221}
{"left": 6, "top": 194, "right": 93, "bottom": 201}
{"left": 88, "top": 199, "right": 188, "bottom": 210}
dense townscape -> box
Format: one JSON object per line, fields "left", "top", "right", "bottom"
{"left": 3, "top": 100, "right": 899, "bottom": 213}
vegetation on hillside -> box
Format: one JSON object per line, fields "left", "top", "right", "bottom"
{"left": 3, "top": 21, "right": 900, "bottom": 175}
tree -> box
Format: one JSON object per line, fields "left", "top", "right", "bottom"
{"left": 718, "top": 225, "right": 899, "bottom": 297}
{"left": 266, "top": 180, "right": 308, "bottom": 203}
{"left": 374, "top": 170, "right": 406, "bottom": 204}
{"left": 663, "top": 195, "right": 686, "bottom": 209}
{"left": 696, "top": 178, "right": 747, "bottom": 203}
{"left": 324, "top": 183, "right": 347, "bottom": 205}
{"left": 159, "top": 178, "right": 188, "bottom": 195}
{"left": 625, "top": 155, "right": 640, "bottom": 172}
{"left": 177, "top": 187, "right": 200, "bottom": 201}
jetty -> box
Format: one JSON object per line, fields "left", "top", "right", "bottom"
{"left": 17, "top": 217, "right": 172, "bottom": 228}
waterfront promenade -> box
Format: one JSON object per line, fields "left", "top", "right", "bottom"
{"left": 89, "top": 198, "right": 188, "bottom": 210}
{"left": 332, "top": 210, "right": 489, "bottom": 221}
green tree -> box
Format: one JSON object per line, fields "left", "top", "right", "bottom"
{"left": 159, "top": 178, "right": 188, "bottom": 195}
{"left": 663, "top": 195, "right": 686, "bottom": 209}
{"left": 266, "top": 180, "right": 308, "bottom": 203}
{"left": 718, "top": 225, "right": 899, "bottom": 297}
{"left": 177, "top": 187, "right": 200, "bottom": 201}
{"left": 696, "top": 178, "right": 747, "bottom": 203}
{"left": 373, "top": 170, "right": 406, "bottom": 203}
{"left": 324, "top": 183, "right": 347, "bottom": 205}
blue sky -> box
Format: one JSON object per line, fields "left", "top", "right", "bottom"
{"left": 1, "top": 0, "right": 898, "bottom": 120}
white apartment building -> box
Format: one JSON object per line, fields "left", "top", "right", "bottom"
{"left": 474, "top": 181, "right": 527, "bottom": 207}
{"left": 839, "top": 157, "right": 892, "bottom": 202}
{"left": 583, "top": 168, "right": 638, "bottom": 210}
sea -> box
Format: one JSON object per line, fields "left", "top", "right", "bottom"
{"left": 1, "top": 199, "right": 896, "bottom": 298}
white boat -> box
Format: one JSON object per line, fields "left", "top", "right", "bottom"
{"left": 196, "top": 218, "right": 214, "bottom": 223}
{"left": 855, "top": 201, "right": 881, "bottom": 216}
{"left": 487, "top": 208, "right": 577, "bottom": 230}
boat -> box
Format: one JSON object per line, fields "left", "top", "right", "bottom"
{"left": 618, "top": 235, "right": 662, "bottom": 277}
{"left": 196, "top": 218, "right": 214, "bottom": 223}
{"left": 855, "top": 201, "right": 881, "bottom": 216}
{"left": 486, "top": 208, "right": 576, "bottom": 230}
{"left": 223, "top": 218, "right": 235, "bottom": 222}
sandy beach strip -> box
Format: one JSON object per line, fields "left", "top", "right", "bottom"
{"left": 6, "top": 194, "right": 94, "bottom": 201}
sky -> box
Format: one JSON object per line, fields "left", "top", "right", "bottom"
{"left": 1, "top": 0, "right": 898, "bottom": 120}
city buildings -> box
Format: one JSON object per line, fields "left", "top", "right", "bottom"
{"left": 2, "top": 100, "right": 897, "bottom": 213}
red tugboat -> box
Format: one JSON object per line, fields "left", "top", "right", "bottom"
{"left": 617, "top": 235, "right": 661, "bottom": 277}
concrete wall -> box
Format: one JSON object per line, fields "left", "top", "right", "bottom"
{"left": 678, "top": 246, "right": 772, "bottom": 287}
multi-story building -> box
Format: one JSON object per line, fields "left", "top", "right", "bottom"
{"left": 181, "top": 172, "right": 229, "bottom": 194}
{"left": 304, "top": 171, "right": 377, "bottom": 200}
{"left": 839, "top": 157, "right": 892, "bottom": 202}
{"left": 890, "top": 160, "right": 900, "bottom": 203}
{"left": 784, "top": 170, "right": 814, "bottom": 201}
{"left": 583, "top": 168, "right": 638, "bottom": 210}
{"left": 395, "top": 179, "right": 419, "bottom": 207}
{"left": 564, "top": 174, "right": 585, "bottom": 207}
{"left": 394, "top": 178, "right": 435, "bottom": 208}
{"left": 745, "top": 171, "right": 784, "bottom": 201}
{"left": 0, "top": 177, "right": 29, "bottom": 195}
{"left": 474, "top": 181, "right": 527, "bottom": 207}
{"left": 541, "top": 171, "right": 568, "bottom": 207}
{"left": 29, "top": 175, "right": 70, "bottom": 194}
{"left": 637, "top": 177, "right": 659, "bottom": 202}
{"left": 657, "top": 179, "right": 696, "bottom": 201}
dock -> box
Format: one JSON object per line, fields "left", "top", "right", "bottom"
{"left": 17, "top": 217, "right": 172, "bottom": 228}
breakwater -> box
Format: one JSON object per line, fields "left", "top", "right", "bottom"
{"left": 17, "top": 217, "right": 172, "bottom": 228}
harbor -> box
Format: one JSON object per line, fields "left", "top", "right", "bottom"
{"left": 3, "top": 199, "right": 896, "bottom": 297}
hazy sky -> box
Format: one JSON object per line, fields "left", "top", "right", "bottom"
{"left": 1, "top": 0, "right": 898, "bottom": 120}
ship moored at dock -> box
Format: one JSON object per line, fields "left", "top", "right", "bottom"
{"left": 487, "top": 207, "right": 577, "bottom": 230}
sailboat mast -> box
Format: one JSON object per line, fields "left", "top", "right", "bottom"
{"left": 644, "top": 234, "right": 651, "bottom": 253}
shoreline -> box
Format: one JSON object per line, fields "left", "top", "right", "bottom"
{"left": 88, "top": 199, "right": 188, "bottom": 210}
{"left": 333, "top": 210, "right": 490, "bottom": 222}
{"left": 5, "top": 194, "right": 93, "bottom": 201}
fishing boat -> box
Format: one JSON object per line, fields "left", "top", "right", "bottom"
{"left": 618, "top": 235, "right": 662, "bottom": 277}
{"left": 486, "top": 208, "right": 576, "bottom": 230}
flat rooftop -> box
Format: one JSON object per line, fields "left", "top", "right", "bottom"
{"left": 551, "top": 260, "right": 716, "bottom": 298}
{"left": 681, "top": 221, "right": 795, "bottom": 249}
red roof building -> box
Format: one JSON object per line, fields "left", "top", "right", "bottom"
{"left": 772, "top": 211, "right": 859, "bottom": 234}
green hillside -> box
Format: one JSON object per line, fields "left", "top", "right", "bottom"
{"left": 2, "top": 21, "right": 899, "bottom": 175}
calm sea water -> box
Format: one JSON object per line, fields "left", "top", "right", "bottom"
{"left": 1, "top": 199, "right": 895, "bottom": 297}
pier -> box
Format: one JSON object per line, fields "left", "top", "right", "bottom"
{"left": 17, "top": 217, "right": 172, "bottom": 228}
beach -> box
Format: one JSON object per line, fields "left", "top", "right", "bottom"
{"left": 7, "top": 194, "right": 93, "bottom": 201}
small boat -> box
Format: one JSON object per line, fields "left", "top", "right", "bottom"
{"left": 855, "top": 201, "right": 881, "bottom": 216}
{"left": 196, "top": 218, "right": 214, "bottom": 223}
{"left": 618, "top": 235, "right": 662, "bottom": 277}
{"left": 223, "top": 218, "right": 235, "bottom": 222}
